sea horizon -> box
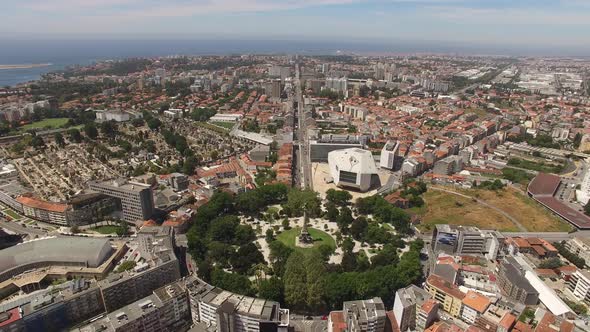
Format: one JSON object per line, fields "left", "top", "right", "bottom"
{"left": 2, "top": 38, "right": 590, "bottom": 87}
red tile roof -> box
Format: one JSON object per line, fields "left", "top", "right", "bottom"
{"left": 16, "top": 196, "right": 69, "bottom": 213}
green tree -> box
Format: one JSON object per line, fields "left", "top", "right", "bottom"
{"left": 100, "top": 120, "right": 118, "bottom": 137}
{"left": 211, "top": 268, "right": 255, "bottom": 296}
{"left": 131, "top": 118, "right": 145, "bottom": 127}
{"left": 146, "top": 117, "right": 162, "bottom": 130}
{"left": 265, "top": 229, "right": 275, "bottom": 243}
{"left": 282, "top": 218, "right": 291, "bottom": 230}
{"left": 269, "top": 240, "right": 293, "bottom": 276}
{"left": 258, "top": 277, "right": 284, "bottom": 303}
{"left": 371, "top": 244, "right": 400, "bottom": 267}
{"left": 325, "top": 202, "right": 340, "bottom": 223}
{"left": 326, "top": 189, "right": 352, "bottom": 206}
{"left": 84, "top": 122, "right": 98, "bottom": 139}
{"left": 585, "top": 201, "right": 590, "bottom": 217}
{"left": 284, "top": 251, "right": 326, "bottom": 312}
{"left": 231, "top": 242, "right": 265, "bottom": 274}
{"left": 183, "top": 156, "right": 198, "bottom": 175}
{"left": 67, "top": 128, "right": 82, "bottom": 143}
{"left": 350, "top": 216, "right": 369, "bottom": 241}
{"left": 116, "top": 260, "right": 137, "bottom": 273}
{"left": 282, "top": 189, "right": 322, "bottom": 217}
{"left": 336, "top": 207, "right": 354, "bottom": 233}
{"left": 235, "top": 224, "right": 256, "bottom": 245}
{"left": 208, "top": 215, "right": 239, "bottom": 243}
{"left": 317, "top": 243, "right": 335, "bottom": 262}
{"left": 54, "top": 132, "right": 65, "bottom": 147}
{"left": 341, "top": 237, "right": 357, "bottom": 272}
{"left": 207, "top": 241, "right": 234, "bottom": 267}
{"left": 284, "top": 251, "right": 308, "bottom": 309}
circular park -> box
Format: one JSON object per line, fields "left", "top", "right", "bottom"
{"left": 186, "top": 182, "right": 425, "bottom": 314}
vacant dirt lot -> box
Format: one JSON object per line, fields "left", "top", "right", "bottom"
{"left": 416, "top": 190, "right": 520, "bottom": 232}
{"left": 459, "top": 187, "right": 572, "bottom": 232}
{"left": 423, "top": 186, "right": 572, "bottom": 232}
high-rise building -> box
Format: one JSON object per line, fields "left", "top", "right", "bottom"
{"left": 379, "top": 141, "right": 401, "bottom": 170}
{"left": 567, "top": 269, "right": 590, "bottom": 303}
{"left": 99, "top": 227, "right": 180, "bottom": 312}
{"left": 186, "top": 276, "right": 289, "bottom": 331}
{"left": 496, "top": 257, "right": 539, "bottom": 305}
{"left": 75, "top": 281, "right": 191, "bottom": 332}
{"left": 424, "top": 275, "right": 465, "bottom": 318}
{"left": 88, "top": 179, "right": 155, "bottom": 223}
{"left": 342, "top": 298, "right": 386, "bottom": 332}
{"left": 392, "top": 285, "right": 433, "bottom": 331}
{"left": 271, "top": 79, "right": 283, "bottom": 99}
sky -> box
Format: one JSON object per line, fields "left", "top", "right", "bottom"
{"left": 2, "top": 0, "right": 590, "bottom": 54}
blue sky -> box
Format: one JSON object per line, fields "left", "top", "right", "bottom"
{"left": 2, "top": 0, "right": 590, "bottom": 50}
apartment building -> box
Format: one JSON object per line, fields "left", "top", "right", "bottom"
{"left": 496, "top": 257, "right": 539, "bottom": 305}
{"left": 379, "top": 140, "right": 401, "bottom": 170}
{"left": 460, "top": 291, "right": 491, "bottom": 324}
{"left": 99, "top": 227, "right": 180, "bottom": 311}
{"left": 431, "top": 225, "right": 503, "bottom": 259}
{"left": 393, "top": 285, "right": 432, "bottom": 331}
{"left": 342, "top": 298, "right": 386, "bottom": 332}
{"left": 186, "top": 277, "right": 288, "bottom": 332}
{"left": 567, "top": 269, "right": 590, "bottom": 303}
{"left": 89, "top": 178, "right": 155, "bottom": 223}
{"left": 76, "top": 281, "right": 191, "bottom": 332}
{"left": 424, "top": 275, "right": 465, "bottom": 318}
{"left": 564, "top": 237, "right": 590, "bottom": 268}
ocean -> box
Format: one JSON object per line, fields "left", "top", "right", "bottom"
{"left": 0, "top": 39, "right": 399, "bottom": 87}
{"left": 1, "top": 39, "right": 589, "bottom": 87}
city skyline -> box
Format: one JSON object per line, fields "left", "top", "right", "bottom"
{"left": 2, "top": 0, "right": 590, "bottom": 55}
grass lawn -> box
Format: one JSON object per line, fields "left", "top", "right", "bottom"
{"left": 416, "top": 190, "right": 519, "bottom": 232}
{"left": 433, "top": 186, "right": 571, "bottom": 232}
{"left": 276, "top": 227, "right": 336, "bottom": 252}
{"left": 91, "top": 225, "right": 124, "bottom": 234}
{"left": 196, "top": 121, "right": 229, "bottom": 135}
{"left": 3, "top": 209, "right": 22, "bottom": 220}
{"left": 209, "top": 121, "right": 235, "bottom": 130}
{"left": 20, "top": 118, "right": 70, "bottom": 131}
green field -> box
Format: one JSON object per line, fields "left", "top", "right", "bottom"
{"left": 91, "top": 225, "right": 125, "bottom": 235}
{"left": 276, "top": 227, "right": 336, "bottom": 252}
{"left": 20, "top": 118, "right": 70, "bottom": 131}
{"left": 3, "top": 209, "right": 22, "bottom": 220}
{"left": 209, "top": 121, "right": 235, "bottom": 130}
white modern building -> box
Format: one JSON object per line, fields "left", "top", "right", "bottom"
{"left": 565, "top": 237, "right": 590, "bottom": 268}
{"left": 576, "top": 167, "right": 590, "bottom": 205}
{"left": 95, "top": 110, "right": 142, "bottom": 123}
{"left": 328, "top": 148, "right": 379, "bottom": 192}
{"left": 209, "top": 113, "right": 243, "bottom": 123}
{"left": 567, "top": 270, "right": 590, "bottom": 304}
{"left": 379, "top": 140, "right": 400, "bottom": 170}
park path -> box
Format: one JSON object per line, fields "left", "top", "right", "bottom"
{"left": 429, "top": 186, "right": 527, "bottom": 232}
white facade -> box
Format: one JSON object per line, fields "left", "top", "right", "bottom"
{"left": 210, "top": 113, "right": 243, "bottom": 123}
{"left": 0, "top": 164, "right": 18, "bottom": 180}
{"left": 328, "top": 148, "right": 378, "bottom": 192}
{"left": 379, "top": 141, "right": 399, "bottom": 170}
{"left": 398, "top": 105, "right": 422, "bottom": 115}
{"left": 95, "top": 110, "right": 141, "bottom": 122}
{"left": 565, "top": 238, "right": 590, "bottom": 268}
{"left": 460, "top": 305, "right": 478, "bottom": 324}
{"left": 568, "top": 270, "right": 590, "bottom": 303}
{"left": 576, "top": 167, "right": 590, "bottom": 205}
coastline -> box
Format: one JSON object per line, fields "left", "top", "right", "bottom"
{"left": 0, "top": 63, "right": 52, "bottom": 70}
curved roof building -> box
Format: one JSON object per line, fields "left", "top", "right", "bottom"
{"left": 0, "top": 237, "right": 113, "bottom": 282}
{"left": 328, "top": 148, "right": 379, "bottom": 192}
